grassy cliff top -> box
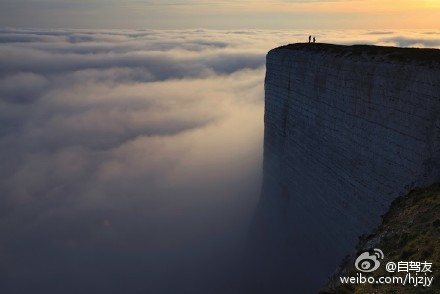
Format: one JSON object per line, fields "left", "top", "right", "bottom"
{"left": 271, "top": 43, "right": 440, "bottom": 65}
{"left": 324, "top": 182, "right": 440, "bottom": 293}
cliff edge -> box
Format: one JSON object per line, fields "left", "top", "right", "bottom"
{"left": 255, "top": 43, "right": 440, "bottom": 293}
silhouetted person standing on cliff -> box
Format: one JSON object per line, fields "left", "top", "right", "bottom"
{"left": 308, "top": 35, "right": 311, "bottom": 43}
{"left": 313, "top": 36, "right": 316, "bottom": 43}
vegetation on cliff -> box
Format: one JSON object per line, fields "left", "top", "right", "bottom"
{"left": 327, "top": 182, "right": 440, "bottom": 293}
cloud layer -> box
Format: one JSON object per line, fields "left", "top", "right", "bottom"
{"left": 0, "top": 28, "right": 270, "bottom": 294}
{"left": 0, "top": 28, "right": 439, "bottom": 294}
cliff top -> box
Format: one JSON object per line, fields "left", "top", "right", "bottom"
{"left": 272, "top": 43, "right": 440, "bottom": 66}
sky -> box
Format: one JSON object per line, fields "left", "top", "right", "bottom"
{"left": 0, "top": 0, "right": 439, "bottom": 29}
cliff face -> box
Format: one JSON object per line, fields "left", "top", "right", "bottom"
{"left": 257, "top": 44, "right": 440, "bottom": 293}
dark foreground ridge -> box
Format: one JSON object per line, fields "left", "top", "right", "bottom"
{"left": 271, "top": 43, "right": 440, "bottom": 65}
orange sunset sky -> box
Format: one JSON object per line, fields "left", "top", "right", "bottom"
{"left": 0, "top": 0, "right": 439, "bottom": 29}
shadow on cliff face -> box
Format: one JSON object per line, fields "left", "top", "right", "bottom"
{"left": 0, "top": 29, "right": 440, "bottom": 294}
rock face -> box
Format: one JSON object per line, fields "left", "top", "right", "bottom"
{"left": 257, "top": 44, "right": 440, "bottom": 293}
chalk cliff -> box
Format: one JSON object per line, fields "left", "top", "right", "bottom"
{"left": 255, "top": 44, "right": 440, "bottom": 293}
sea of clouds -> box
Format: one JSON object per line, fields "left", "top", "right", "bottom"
{"left": 0, "top": 28, "right": 439, "bottom": 294}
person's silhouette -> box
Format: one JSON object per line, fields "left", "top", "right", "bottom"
{"left": 313, "top": 36, "right": 316, "bottom": 43}
{"left": 308, "top": 35, "right": 311, "bottom": 43}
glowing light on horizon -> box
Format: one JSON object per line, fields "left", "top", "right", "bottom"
{"left": 0, "top": 0, "right": 438, "bottom": 29}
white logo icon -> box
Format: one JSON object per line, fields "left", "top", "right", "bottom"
{"left": 355, "top": 248, "right": 384, "bottom": 272}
